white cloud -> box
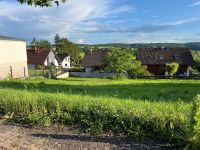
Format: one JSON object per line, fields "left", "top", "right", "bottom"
{"left": 77, "top": 39, "right": 85, "bottom": 44}
{"left": 189, "top": 1, "right": 200, "bottom": 7}
{"left": 168, "top": 17, "right": 200, "bottom": 25}
{"left": 0, "top": 0, "right": 134, "bottom": 42}
{"left": 152, "top": 15, "right": 158, "bottom": 18}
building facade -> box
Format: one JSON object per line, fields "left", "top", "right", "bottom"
{"left": 27, "top": 49, "right": 59, "bottom": 68}
{"left": 55, "top": 53, "right": 71, "bottom": 69}
{"left": 137, "top": 47, "right": 195, "bottom": 76}
{"left": 81, "top": 50, "right": 108, "bottom": 73}
{"left": 0, "top": 36, "right": 28, "bottom": 79}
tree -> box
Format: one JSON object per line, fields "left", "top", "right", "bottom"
{"left": 30, "top": 38, "right": 52, "bottom": 49}
{"left": 54, "top": 34, "right": 60, "bottom": 51}
{"left": 30, "top": 38, "right": 37, "bottom": 47}
{"left": 104, "top": 48, "right": 134, "bottom": 78}
{"left": 165, "top": 63, "right": 179, "bottom": 76}
{"left": 54, "top": 35, "right": 82, "bottom": 66}
{"left": 127, "top": 60, "right": 151, "bottom": 78}
{"left": 17, "top": 0, "right": 66, "bottom": 7}
{"left": 191, "top": 51, "right": 200, "bottom": 72}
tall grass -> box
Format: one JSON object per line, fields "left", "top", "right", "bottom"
{"left": 0, "top": 88, "right": 191, "bottom": 141}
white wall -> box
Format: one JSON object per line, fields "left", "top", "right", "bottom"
{"left": 61, "top": 56, "right": 70, "bottom": 68}
{"left": 46, "top": 51, "right": 59, "bottom": 67}
{"left": 0, "top": 40, "right": 27, "bottom": 64}
{"left": 0, "top": 40, "right": 28, "bottom": 79}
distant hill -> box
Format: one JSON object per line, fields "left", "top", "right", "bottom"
{"left": 79, "top": 42, "right": 200, "bottom": 50}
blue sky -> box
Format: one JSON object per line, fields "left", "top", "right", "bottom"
{"left": 0, "top": 0, "right": 200, "bottom": 44}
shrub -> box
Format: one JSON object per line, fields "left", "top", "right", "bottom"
{"left": 175, "top": 95, "right": 200, "bottom": 149}
{"left": 166, "top": 63, "right": 179, "bottom": 76}
{"left": 128, "top": 60, "right": 151, "bottom": 78}
{"left": 35, "top": 65, "right": 44, "bottom": 70}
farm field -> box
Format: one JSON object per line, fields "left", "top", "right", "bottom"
{"left": 0, "top": 78, "right": 200, "bottom": 148}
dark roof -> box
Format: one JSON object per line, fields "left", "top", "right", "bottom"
{"left": 137, "top": 47, "right": 195, "bottom": 65}
{"left": 55, "top": 53, "right": 69, "bottom": 63}
{"left": 27, "top": 49, "right": 52, "bottom": 65}
{"left": 81, "top": 50, "right": 108, "bottom": 67}
{"left": 0, "top": 35, "right": 24, "bottom": 41}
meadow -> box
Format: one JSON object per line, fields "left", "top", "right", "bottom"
{"left": 0, "top": 78, "right": 200, "bottom": 147}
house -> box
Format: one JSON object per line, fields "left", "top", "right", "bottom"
{"left": 0, "top": 35, "right": 28, "bottom": 79}
{"left": 137, "top": 47, "right": 195, "bottom": 76}
{"left": 55, "top": 53, "right": 71, "bottom": 69}
{"left": 81, "top": 50, "right": 108, "bottom": 73}
{"left": 27, "top": 48, "right": 59, "bottom": 68}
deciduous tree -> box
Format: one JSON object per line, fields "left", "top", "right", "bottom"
{"left": 104, "top": 48, "right": 134, "bottom": 78}
{"left": 54, "top": 35, "right": 82, "bottom": 66}
{"left": 30, "top": 38, "right": 52, "bottom": 49}
{"left": 127, "top": 60, "right": 151, "bottom": 78}
{"left": 17, "top": 0, "right": 66, "bottom": 7}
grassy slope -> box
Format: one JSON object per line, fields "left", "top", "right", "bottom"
{"left": 0, "top": 78, "right": 199, "bottom": 141}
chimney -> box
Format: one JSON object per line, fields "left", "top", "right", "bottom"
{"left": 161, "top": 46, "right": 164, "bottom": 51}
{"left": 90, "top": 49, "right": 93, "bottom": 54}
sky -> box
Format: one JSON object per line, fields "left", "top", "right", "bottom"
{"left": 0, "top": 0, "right": 200, "bottom": 44}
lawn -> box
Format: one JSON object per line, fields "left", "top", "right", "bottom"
{"left": 0, "top": 78, "right": 200, "bottom": 146}
{"left": 1, "top": 77, "right": 200, "bottom": 102}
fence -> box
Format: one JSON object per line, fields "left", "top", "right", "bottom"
{"left": 28, "top": 68, "right": 68, "bottom": 78}
{"left": 0, "top": 65, "right": 28, "bottom": 80}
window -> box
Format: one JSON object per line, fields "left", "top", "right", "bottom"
{"left": 159, "top": 55, "right": 164, "bottom": 60}
{"left": 173, "top": 55, "right": 181, "bottom": 60}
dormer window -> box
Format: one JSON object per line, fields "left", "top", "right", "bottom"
{"left": 173, "top": 55, "right": 181, "bottom": 60}
{"left": 159, "top": 55, "right": 164, "bottom": 60}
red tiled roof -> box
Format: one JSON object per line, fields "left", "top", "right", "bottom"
{"left": 27, "top": 49, "right": 52, "bottom": 65}
{"left": 137, "top": 47, "right": 195, "bottom": 65}
{"left": 81, "top": 50, "right": 108, "bottom": 67}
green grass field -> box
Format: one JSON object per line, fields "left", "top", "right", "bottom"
{"left": 0, "top": 78, "right": 200, "bottom": 145}
{"left": 1, "top": 78, "right": 200, "bottom": 102}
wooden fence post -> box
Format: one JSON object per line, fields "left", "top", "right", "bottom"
{"left": 10, "top": 66, "right": 13, "bottom": 78}
{"left": 24, "top": 67, "right": 26, "bottom": 78}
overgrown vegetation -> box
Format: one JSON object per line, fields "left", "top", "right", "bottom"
{"left": 0, "top": 78, "right": 200, "bottom": 148}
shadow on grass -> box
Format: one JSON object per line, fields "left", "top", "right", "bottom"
{"left": 31, "top": 133, "right": 164, "bottom": 150}
{"left": 0, "top": 80, "right": 199, "bottom": 102}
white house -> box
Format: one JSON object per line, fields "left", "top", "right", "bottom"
{"left": 27, "top": 48, "right": 59, "bottom": 68}
{"left": 0, "top": 35, "right": 28, "bottom": 79}
{"left": 55, "top": 53, "right": 71, "bottom": 69}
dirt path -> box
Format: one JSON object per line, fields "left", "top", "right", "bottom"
{"left": 0, "top": 123, "right": 163, "bottom": 150}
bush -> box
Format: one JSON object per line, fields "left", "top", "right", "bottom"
{"left": 175, "top": 95, "right": 200, "bottom": 149}
{"left": 128, "top": 60, "right": 151, "bottom": 78}
{"left": 35, "top": 65, "right": 44, "bottom": 70}
{"left": 166, "top": 63, "right": 179, "bottom": 76}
